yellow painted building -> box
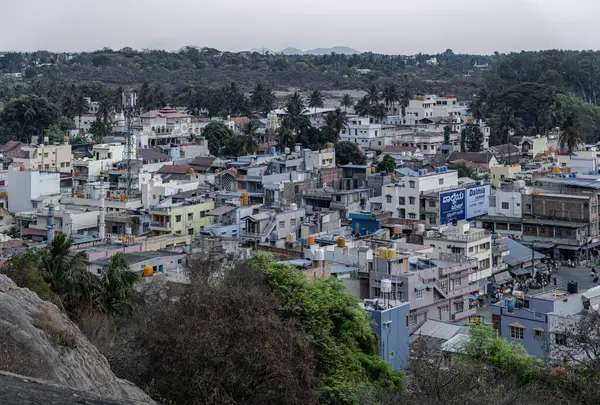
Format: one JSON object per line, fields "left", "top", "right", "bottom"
{"left": 150, "top": 200, "right": 215, "bottom": 236}
{"left": 491, "top": 164, "right": 522, "bottom": 188}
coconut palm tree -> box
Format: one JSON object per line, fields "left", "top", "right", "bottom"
{"left": 354, "top": 96, "right": 371, "bottom": 118}
{"left": 41, "top": 234, "right": 95, "bottom": 310}
{"left": 340, "top": 94, "right": 353, "bottom": 112}
{"left": 308, "top": 90, "right": 325, "bottom": 116}
{"left": 559, "top": 112, "right": 585, "bottom": 155}
{"left": 325, "top": 108, "right": 348, "bottom": 142}
{"left": 398, "top": 89, "right": 412, "bottom": 123}
{"left": 240, "top": 121, "right": 261, "bottom": 155}
{"left": 74, "top": 93, "right": 89, "bottom": 133}
{"left": 366, "top": 84, "right": 380, "bottom": 105}
{"left": 370, "top": 103, "right": 388, "bottom": 123}
{"left": 276, "top": 125, "right": 295, "bottom": 152}
{"left": 281, "top": 92, "right": 310, "bottom": 137}
{"left": 382, "top": 84, "right": 400, "bottom": 114}
{"left": 95, "top": 252, "right": 139, "bottom": 315}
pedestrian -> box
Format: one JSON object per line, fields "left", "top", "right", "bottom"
{"left": 592, "top": 267, "right": 597, "bottom": 275}
{"left": 553, "top": 277, "right": 557, "bottom": 286}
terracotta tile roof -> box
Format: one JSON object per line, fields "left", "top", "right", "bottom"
{"left": 448, "top": 152, "right": 494, "bottom": 164}
{"left": 157, "top": 164, "right": 193, "bottom": 174}
{"left": 138, "top": 149, "right": 170, "bottom": 162}
{"left": 190, "top": 156, "right": 217, "bottom": 171}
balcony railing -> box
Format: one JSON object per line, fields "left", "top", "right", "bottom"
{"left": 429, "top": 230, "right": 491, "bottom": 243}
{"left": 150, "top": 221, "right": 171, "bottom": 230}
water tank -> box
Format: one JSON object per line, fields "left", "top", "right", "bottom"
{"left": 553, "top": 166, "right": 560, "bottom": 174}
{"left": 394, "top": 225, "right": 403, "bottom": 234}
{"left": 288, "top": 232, "right": 296, "bottom": 242}
{"left": 290, "top": 203, "right": 298, "bottom": 211}
{"left": 371, "top": 167, "right": 376, "bottom": 174}
{"left": 391, "top": 173, "right": 397, "bottom": 179}
{"left": 415, "top": 224, "right": 425, "bottom": 235}
{"left": 270, "top": 231, "right": 279, "bottom": 241}
{"left": 435, "top": 167, "right": 440, "bottom": 173}
{"left": 307, "top": 235, "right": 316, "bottom": 246}
{"left": 0, "top": 191, "right": 6, "bottom": 198}
{"left": 19, "top": 166, "right": 24, "bottom": 172}
{"left": 215, "top": 169, "right": 221, "bottom": 174}
{"left": 379, "top": 247, "right": 388, "bottom": 258}
{"left": 120, "top": 193, "right": 126, "bottom": 201}
{"left": 337, "top": 237, "right": 346, "bottom": 248}
{"left": 143, "top": 265, "right": 154, "bottom": 277}
{"left": 567, "top": 281, "right": 578, "bottom": 294}
{"left": 387, "top": 248, "right": 397, "bottom": 259}
{"left": 381, "top": 279, "right": 392, "bottom": 294}
{"left": 284, "top": 147, "right": 291, "bottom": 154}
{"left": 125, "top": 227, "right": 132, "bottom": 235}
{"left": 506, "top": 299, "right": 515, "bottom": 312}
{"left": 269, "top": 146, "right": 276, "bottom": 155}
{"left": 327, "top": 143, "right": 335, "bottom": 149}
{"left": 294, "top": 144, "right": 301, "bottom": 153}
{"left": 189, "top": 168, "right": 195, "bottom": 175}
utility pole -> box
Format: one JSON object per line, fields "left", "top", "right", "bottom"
{"left": 122, "top": 91, "right": 138, "bottom": 199}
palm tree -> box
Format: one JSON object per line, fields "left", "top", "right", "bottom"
{"left": 308, "top": 90, "right": 325, "bottom": 116}
{"left": 41, "top": 234, "right": 95, "bottom": 310}
{"left": 95, "top": 252, "right": 139, "bottom": 315}
{"left": 340, "top": 94, "right": 353, "bottom": 112}
{"left": 325, "top": 108, "right": 348, "bottom": 142}
{"left": 250, "top": 82, "right": 276, "bottom": 116}
{"left": 21, "top": 105, "right": 36, "bottom": 142}
{"left": 370, "top": 103, "right": 387, "bottom": 123}
{"left": 398, "top": 89, "right": 412, "bottom": 123}
{"left": 366, "top": 84, "right": 380, "bottom": 105}
{"left": 276, "top": 125, "right": 295, "bottom": 152}
{"left": 74, "top": 93, "right": 89, "bottom": 133}
{"left": 382, "top": 84, "right": 400, "bottom": 114}
{"left": 281, "top": 92, "right": 310, "bottom": 137}
{"left": 240, "top": 121, "right": 261, "bottom": 155}
{"left": 559, "top": 113, "right": 585, "bottom": 155}
{"left": 354, "top": 96, "right": 371, "bottom": 118}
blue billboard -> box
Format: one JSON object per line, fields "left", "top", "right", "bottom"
{"left": 466, "top": 185, "right": 491, "bottom": 220}
{"left": 439, "top": 189, "right": 466, "bottom": 226}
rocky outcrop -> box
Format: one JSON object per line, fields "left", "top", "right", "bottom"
{"left": 0, "top": 275, "right": 155, "bottom": 404}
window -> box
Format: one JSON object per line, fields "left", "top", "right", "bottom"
{"left": 188, "top": 228, "right": 194, "bottom": 236}
{"left": 153, "top": 195, "right": 157, "bottom": 200}
{"left": 502, "top": 202, "right": 509, "bottom": 209}
{"left": 555, "top": 334, "right": 567, "bottom": 346}
{"left": 409, "top": 213, "right": 416, "bottom": 219}
{"left": 534, "top": 329, "right": 544, "bottom": 339}
{"left": 60, "top": 163, "right": 65, "bottom": 168}
{"left": 409, "top": 181, "right": 415, "bottom": 189}
{"left": 409, "top": 315, "right": 418, "bottom": 326}
{"left": 65, "top": 162, "right": 70, "bottom": 167}
{"left": 43, "top": 153, "right": 49, "bottom": 158}
{"left": 386, "top": 195, "right": 392, "bottom": 203}
{"left": 290, "top": 218, "right": 296, "bottom": 226}
{"left": 409, "top": 197, "right": 416, "bottom": 205}
{"left": 415, "top": 289, "right": 423, "bottom": 299}
{"left": 510, "top": 326, "right": 524, "bottom": 340}
{"left": 441, "top": 305, "right": 449, "bottom": 312}
{"left": 454, "top": 301, "right": 464, "bottom": 313}
{"left": 523, "top": 299, "right": 530, "bottom": 309}
{"left": 453, "top": 278, "right": 461, "bottom": 287}
{"left": 429, "top": 200, "right": 436, "bottom": 207}
{"left": 187, "top": 213, "right": 193, "bottom": 221}
{"left": 279, "top": 221, "right": 285, "bottom": 228}
{"left": 176, "top": 215, "right": 182, "bottom": 223}
{"left": 439, "top": 178, "right": 444, "bottom": 185}
{"left": 399, "top": 197, "right": 405, "bottom": 205}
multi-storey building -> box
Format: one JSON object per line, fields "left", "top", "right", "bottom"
{"left": 150, "top": 193, "right": 215, "bottom": 237}
{"left": 382, "top": 168, "right": 459, "bottom": 220}
{"left": 13, "top": 143, "right": 72, "bottom": 174}
{"left": 402, "top": 95, "right": 469, "bottom": 126}
{"left": 72, "top": 144, "right": 125, "bottom": 190}
{"left": 339, "top": 117, "right": 384, "bottom": 148}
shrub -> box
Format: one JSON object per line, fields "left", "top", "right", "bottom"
{"left": 32, "top": 308, "right": 78, "bottom": 349}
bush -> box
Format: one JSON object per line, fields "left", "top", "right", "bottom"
{"left": 32, "top": 308, "right": 78, "bottom": 349}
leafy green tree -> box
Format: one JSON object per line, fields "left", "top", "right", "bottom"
{"left": 43, "top": 123, "right": 65, "bottom": 144}
{"left": 354, "top": 96, "right": 371, "bottom": 118}
{"left": 398, "top": 89, "right": 412, "bottom": 121}
{"left": 94, "top": 252, "right": 139, "bottom": 315}
{"left": 443, "top": 125, "right": 451, "bottom": 144}
{"left": 251, "top": 254, "right": 403, "bottom": 404}
{"left": 201, "top": 122, "right": 236, "bottom": 156}
{"left": 89, "top": 118, "right": 111, "bottom": 144}
{"left": 370, "top": 103, "right": 387, "bottom": 123}
{"left": 335, "top": 141, "right": 366, "bottom": 165}
{"left": 308, "top": 90, "right": 325, "bottom": 115}
{"left": 461, "top": 125, "right": 484, "bottom": 152}
{"left": 449, "top": 163, "right": 477, "bottom": 179}
{"left": 250, "top": 82, "right": 276, "bottom": 116}
{"left": 238, "top": 121, "right": 261, "bottom": 155}
{"left": 281, "top": 92, "right": 310, "bottom": 139}
{"left": 340, "top": 94, "right": 353, "bottom": 112}
{"left": 0, "top": 95, "right": 62, "bottom": 142}
{"left": 377, "top": 154, "right": 396, "bottom": 173}
{"left": 74, "top": 92, "right": 89, "bottom": 132}
{"left": 365, "top": 84, "right": 380, "bottom": 105}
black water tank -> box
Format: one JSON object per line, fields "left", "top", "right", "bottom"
{"left": 567, "top": 281, "right": 578, "bottom": 294}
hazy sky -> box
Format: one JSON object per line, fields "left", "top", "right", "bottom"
{"left": 2, "top": 0, "right": 599, "bottom": 54}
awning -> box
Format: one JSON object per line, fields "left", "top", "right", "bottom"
{"left": 510, "top": 268, "right": 532, "bottom": 277}
{"left": 526, "top": 241, "right": 555, "bottom": 249}
{"left": 494, "top": 271, "right": 512, "bottom": 284}
{"left": 533, "top": 327, "right": 545, "bottom": 332}
{"left": 467, "top": 294, "right": 479, "bottom": 300}
{"left": 556, "top": 245, "right": 581, "bottom": 251}
{"left": 584, "top": 241, "right": 600, "bottom": 249}
{"left": 508, "top": 322, "right": 525, "bottom": 328}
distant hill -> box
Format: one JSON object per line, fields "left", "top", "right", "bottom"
{"left": 251, "top": 46, "right": 360, "bottom": 55}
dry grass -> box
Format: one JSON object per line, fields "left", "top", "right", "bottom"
{"left": 0, "top": 323, "right": 50, "bottom": 378}
{"left": 32, "top": 308, "right": 78, "bottom": 349}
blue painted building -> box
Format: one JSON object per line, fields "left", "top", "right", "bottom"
{"left": 364, "top": 300, "right": 410, "bottom": 370}
{"left": 349, "top": 212, "right": 381, "bottom": 236}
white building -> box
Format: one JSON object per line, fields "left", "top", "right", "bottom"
{"left": 13, "top": 143, "right": 72, "bottom": 174}
{"left": 424, "top": 221, "right": 493, "bottom": 283}
{"left": 488, "top": 179, "right": 529, "bottom": 220}
{"left": 7, "top": 166, "right": 61, "bottom": 213}
{"left": 395, "top": 132, "right": 456, "bottom": 155}
{"left": 381, "top": 169, "right": 459, "bottom": 219}
{"left": 403, "top": 95, "right": 469, "bottom": 126}
{"left": 72, "top": 144, "right": 125, "bottom": 189}
{"left": 340, "top": 117, "right": 383, "bottom": 149}
{"left": 140, "top": 176, "right": 201, "bottom": 209}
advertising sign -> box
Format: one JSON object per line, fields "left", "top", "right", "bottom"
{"left": 466, "top": 185, "right": 491, "bottom": 220}
{"left": 439, "top": 189, "right": 466, "bottom": 226}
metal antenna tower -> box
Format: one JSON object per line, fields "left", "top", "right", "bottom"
{"left": 122, "top": 91, "right": 138, "bottom": 198}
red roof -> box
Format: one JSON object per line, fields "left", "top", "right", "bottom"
{"left": 157, "top": 164, "right": 193, "bottom": 174}
{"left": 23, "top": 228, "right": 48, "bottom": 236}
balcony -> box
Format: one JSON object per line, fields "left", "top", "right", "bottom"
{"left": 443, "top": 230, "right": 491, "bottom": 243}
{"left": 150, "top": 221, "right": 171, "bottom": 231}
{"left": 452, "top": 307, "right": 477, "bottom": 321}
